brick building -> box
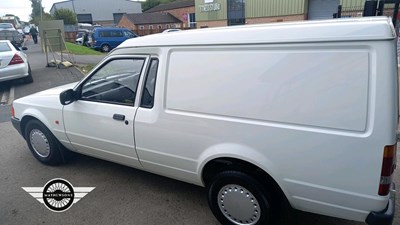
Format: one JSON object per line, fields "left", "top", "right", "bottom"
{"left": 118, "top": 12, "right": 182, "bottom": 36}
{"left": 145, "top": 0, "right": 196, "bottom": 29}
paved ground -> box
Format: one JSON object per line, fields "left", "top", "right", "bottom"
{"left": 0, "top": 38, "right": 398, "bottom": 225}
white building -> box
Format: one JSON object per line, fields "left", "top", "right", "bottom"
{"left": 50, "top": 0, "right": 142, "bottom": 26}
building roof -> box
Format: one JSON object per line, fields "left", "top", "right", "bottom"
{"left": 117, "top": 17, "right": 395, "bottom": 48}
{"left": 145, "top": 0, "right": 194, "bottom": 13}
{"left": 124, "top": 12, "right": 181, "bottom": 25}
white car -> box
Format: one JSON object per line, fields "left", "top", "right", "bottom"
{"left": 162, "top": 28, "right": 181, "bottom": 33}
{"left": 0, "top": 40, "right": 32, "bottom": 83}
{"left": 0, "top": 23, "right": 15, "bottom": 31}
{"left": 11, "top": 17, "right": 397, "bottom": 225}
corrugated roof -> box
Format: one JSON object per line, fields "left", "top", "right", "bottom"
{"left": 124, "top": 12, "right": 181, "bottom": 25}
{"left": 145, "top": 0, "right": 194, "bottom": 13}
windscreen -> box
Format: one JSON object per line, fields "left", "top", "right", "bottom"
{"left": 0, "top": 42, "right": 11, "bottom": 52}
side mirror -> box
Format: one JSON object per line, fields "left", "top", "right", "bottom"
{"left": 21, "top": 47, "right": 28, "bottom": 51}
{"left": 60, "top": 89, "right": 76, "bottom": 105}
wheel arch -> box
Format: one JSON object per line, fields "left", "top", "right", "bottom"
{"left": 200, "top": 153, "right": 291, "bottom": 209}
{"left": 20, "top": 114, "right": 52, "bottom": 139}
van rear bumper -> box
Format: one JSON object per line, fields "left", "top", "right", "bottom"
{"left": 365, "top": 183, "right": 396, "bottom": 225}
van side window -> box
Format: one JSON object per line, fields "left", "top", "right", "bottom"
{"left": 81, "top": 58, "right": 145, "bottom": 106}
{"left": 124, "top": 31, "right": 137, "bottom": 38}
{"left": 140, "top": 59, "right": 159, "bottom": 108}
{"left": 112, "top": 31, "right": 123, "bottom": 37}
{"left": 99, "top": 31, "right": 111, "bottom": 37}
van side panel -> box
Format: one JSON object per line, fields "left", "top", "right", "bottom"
{"left": 166, "top": 47, "right": 369, "bottom": 132}
{"left": 134, "top": 41, "right": 396, "bottom": 222}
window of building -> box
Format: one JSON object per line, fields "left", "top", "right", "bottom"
{"left": 77, "top": 14, "right": 93, "bottom": 24}
{"left": 166, "top": 24, "right": 170, "bottom": 29}
{"left": 149, "top": 25, "right": 153, "bottom": 30}
{"left": 157, "top": 25, "right": 162, "bottom": 29}
{"left": 139, "top": 26, "right": 144, "bottom": 30}
{"left": 227, "top": 0, "right": 245, "bottom": 26}
{"left": 188, "top": 13, "right": 196, "bottom": 29}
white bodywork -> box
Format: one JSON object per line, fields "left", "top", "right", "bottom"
{"left": 12, "top": 17, "right": 398, "bottom": 223}
{"left": 0, "top": 40, "right": 30, "bottom": 82}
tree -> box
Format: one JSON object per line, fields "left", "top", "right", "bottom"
{"left": 142, "top": 0, "right": 160, "bottom": 12}
{"left": 53, "top": 9, "right": 77, "bottom": 25}
{"left": 142, "top": 0, "right": 177, "bottom": 12}
{"left": 30, "top": 0, "right": 43, "bottom": 24}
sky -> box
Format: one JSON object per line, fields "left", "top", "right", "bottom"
{"left": 0, "top": 0, "right": 59, "bottom": 22}
{"left": 0, "top": 0, "right": 146, "bottom": 23}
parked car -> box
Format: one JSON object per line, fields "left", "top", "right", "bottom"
{"left": 75, "top": 29, "right": 92, "bottom": 47}
{"left": 0, "top": 40, "right": 32, "bottom": 83}
{"left": 162, "top": 29, "right": 181, "bottom": 33}
{"left": 0, "top": 23, "right": 24, "bottom": 47}
{"left": 23, "top": 26, "right": 30, "bottom": 35}
{"left": 91, "top": 27, "right": 137, "bottom": 52}
{"left": 0, "top": 23, "right": 15, "bottom": 31}
{"left": 17, "top": 29, "right": 25, "bottom": 39}
{"left": 10, "top": 17, "right": 397, "bottom": 225}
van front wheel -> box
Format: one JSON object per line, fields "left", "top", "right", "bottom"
{"left": 207, "top": 171, "right": 275, "bottom": 225}
{"left": 24, "top": 119, "right": 64, "bottom": 165}
{"left": 101, "top": 44, "right": 110, "bottom": 52}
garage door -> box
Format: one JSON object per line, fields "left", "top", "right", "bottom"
{"left": 308, "top": 0, "right": 339, "bottom": 20}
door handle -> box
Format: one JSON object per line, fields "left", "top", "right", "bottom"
{"left": 113, "top": 114, "right": 125, "bottom": 121}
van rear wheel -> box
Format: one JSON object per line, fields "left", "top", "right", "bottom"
{"left": 101, "top": 44, "right": 110, "bottom": 52}
{"left": 207, "top": 171, "right": 276, "bottom": 225}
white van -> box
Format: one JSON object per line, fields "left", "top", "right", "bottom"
{"left": 11, "top": 17, "right": 397, "bottom": 225}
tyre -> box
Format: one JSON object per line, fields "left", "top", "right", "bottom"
{"left": 24, "top": 119, "right": 64, "bottom": 165}
{"left": 23, "top": 65, "right": 33, "bottom": 83}
{"left": 207, "top": 171, "right": 277, "bottom": 225}
{"left": 101, "top": 44, "right": 110, "bottom": 52}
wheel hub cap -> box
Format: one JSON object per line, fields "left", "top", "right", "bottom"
{"left": 30, "top": 129, "right": 50, "bottom": 157}
{"left": 218, "top": 184, "right": 260, "bottom": 225}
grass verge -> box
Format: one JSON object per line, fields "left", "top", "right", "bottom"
{"left": 64, "top": 42, "right": 104, "bottom": 55}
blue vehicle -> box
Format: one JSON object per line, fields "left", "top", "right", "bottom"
{"left": 91, "top": 27, "right": 137, "bottom": 52}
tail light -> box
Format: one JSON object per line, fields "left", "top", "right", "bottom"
{"left": 378, "top": 144, "right": 397, "bottom": 196}
{"left": 11, "top": 106, "right": 15, "bottom": 118}
{"left": 9, "top": 54, "right": 24, "bottom": 65}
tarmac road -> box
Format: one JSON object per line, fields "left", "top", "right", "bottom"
{"left": 0, "top": 38, "right": 398, "bottom": 225}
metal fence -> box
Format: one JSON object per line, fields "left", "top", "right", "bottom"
{"left": 340, "top": 6, "right": 364, "bottom": 18}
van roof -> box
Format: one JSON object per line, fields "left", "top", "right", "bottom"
{"left": 118, "top": 17, "right": 395, "bottom": 48}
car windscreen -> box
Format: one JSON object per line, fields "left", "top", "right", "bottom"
{"left": 0, "top": 23, "right": 13, "bottom": 29}
{"left": 76, "top": 32, "right": 84, "bottom": 38}
{"left": 0, "top": 42, "right": 11, "bottom": 52}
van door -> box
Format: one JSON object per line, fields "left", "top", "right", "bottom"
{"left": 63, "top": 56, "right": 149, "bottom": 168}
{"left": 111, "top": 30, "right": 124, "bottom": 48}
